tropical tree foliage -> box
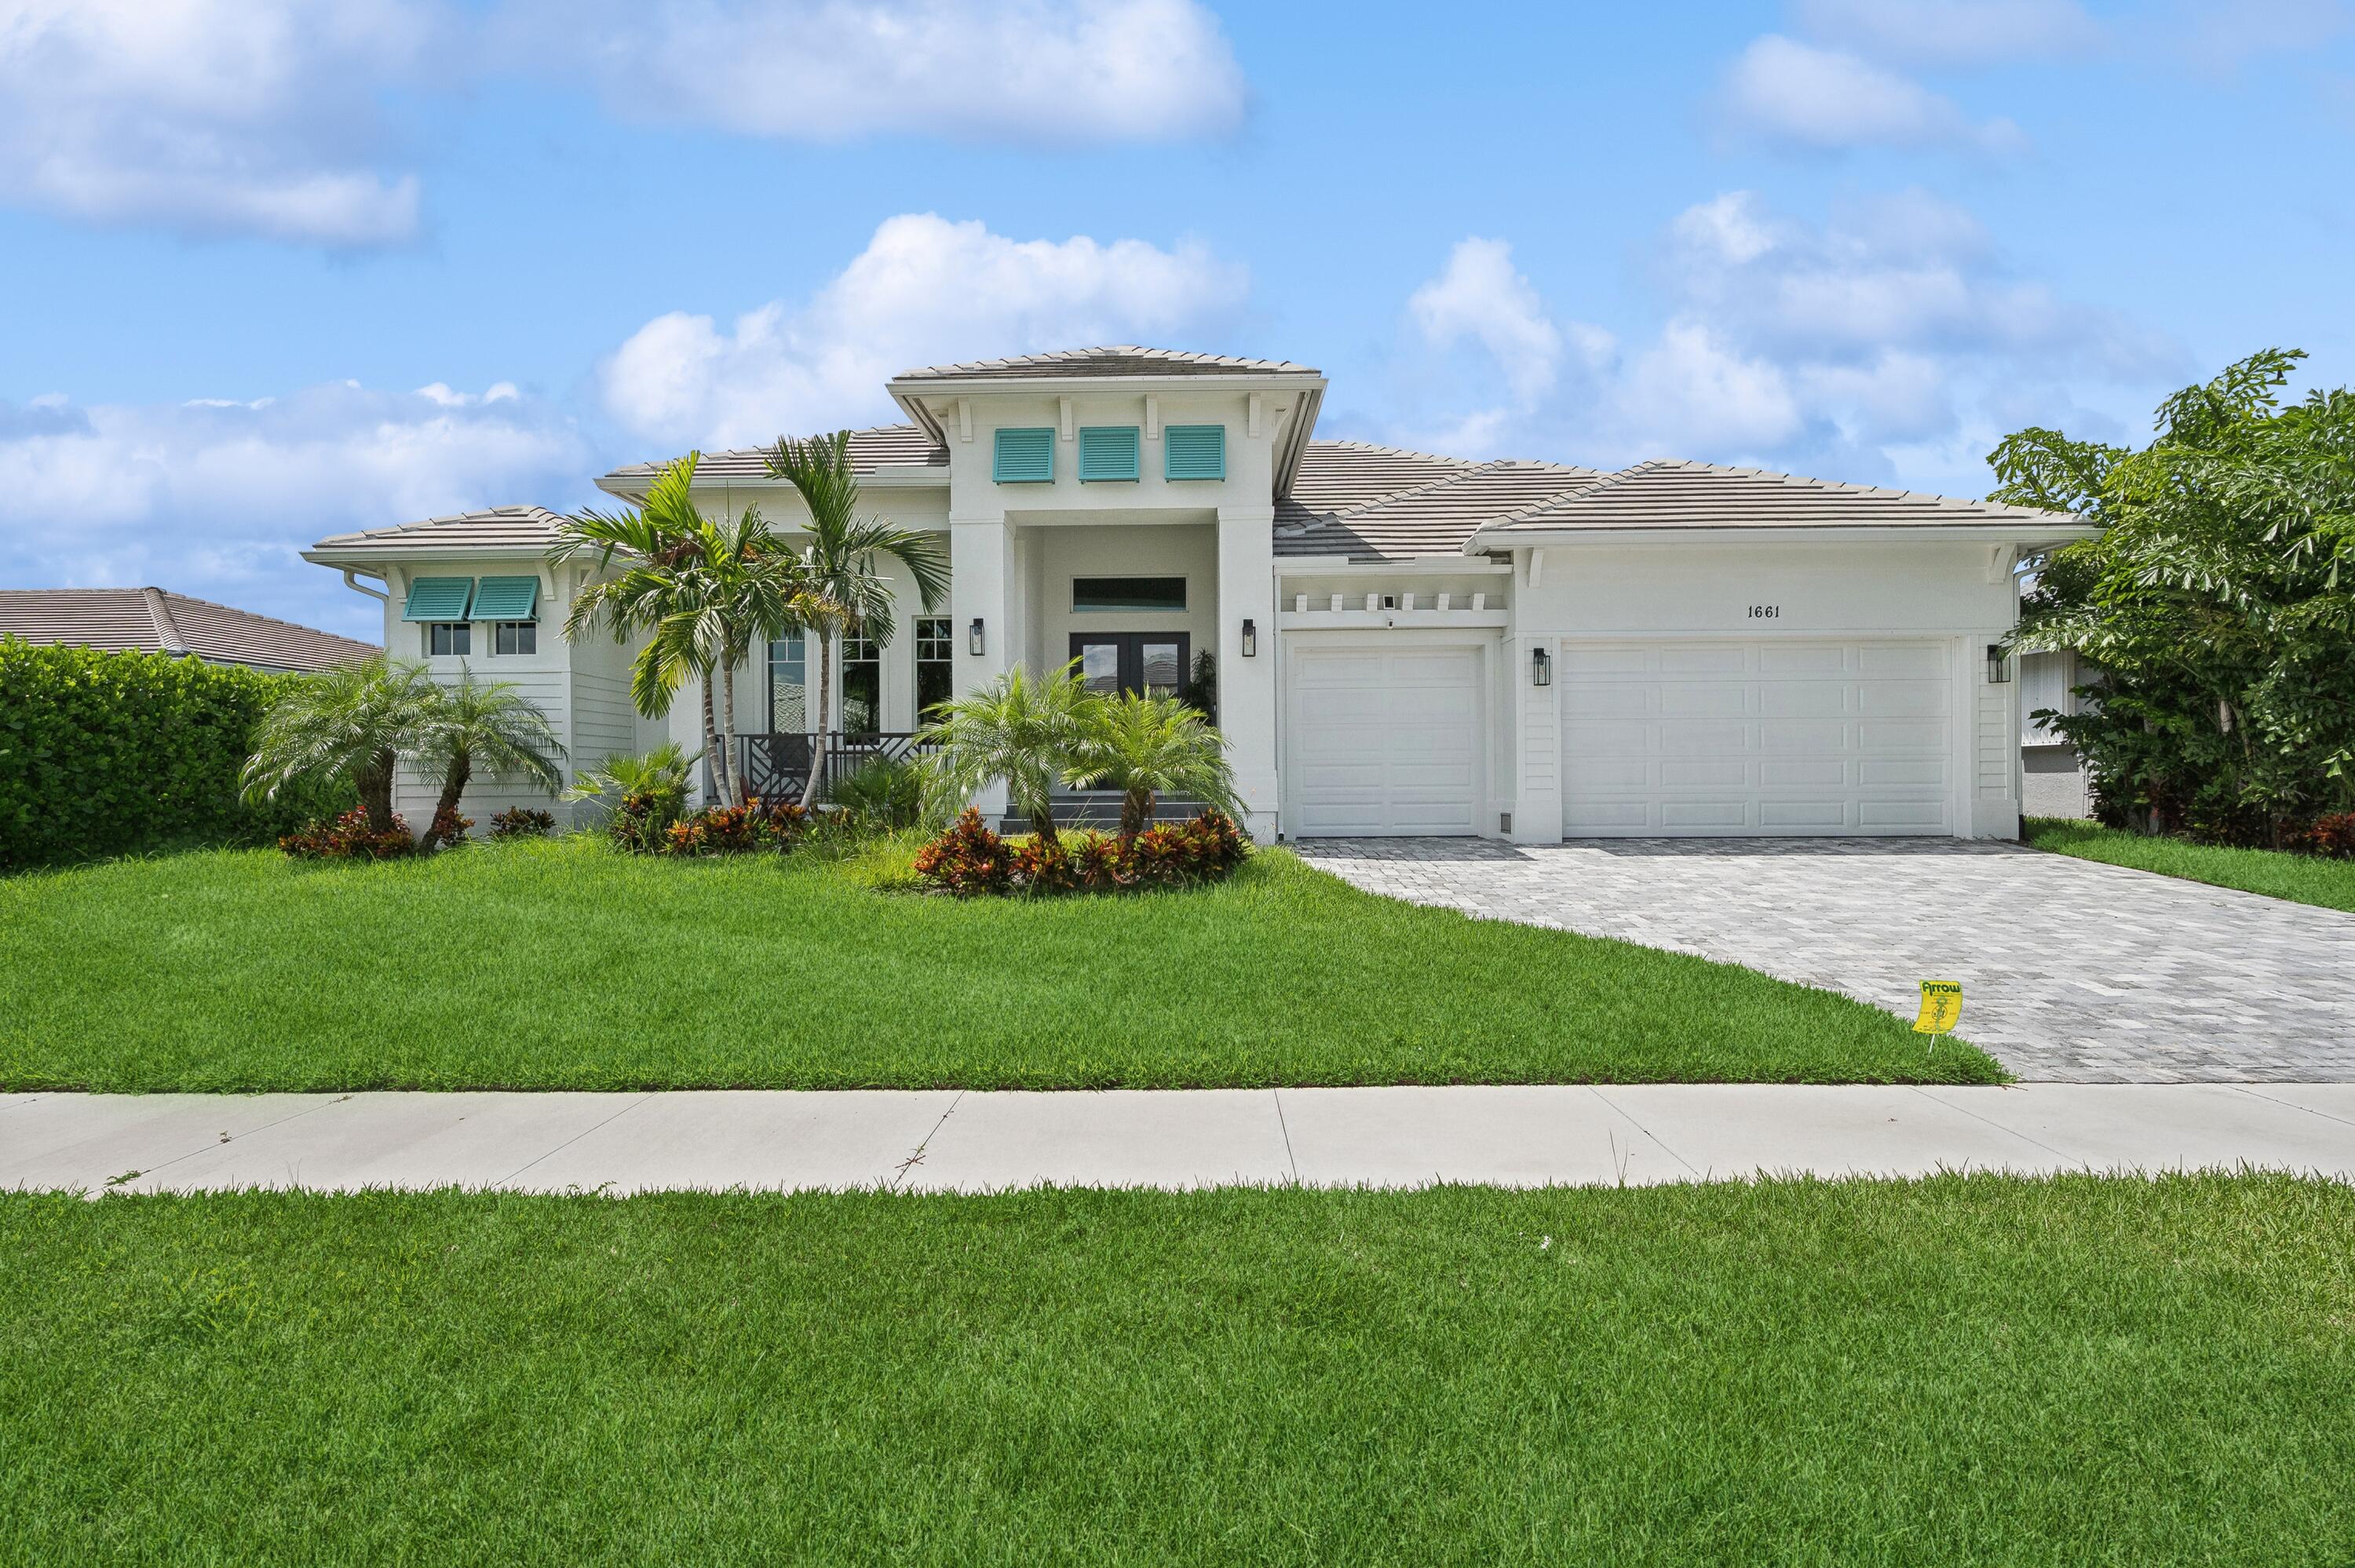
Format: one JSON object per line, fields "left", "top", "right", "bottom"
{"left": 560, "top": 743, "right": 699, "bottom": 848}
{"left": 413, "top": 668, "right": 567, "bottom": 844}
{"left": 763, "top": 431, "right": 950, "bottom": 808}
{"left": 1070, "top": 691, "right": 1242, "bottom": 839}
{"left": 552, "top": 454, "right": 813, "bottom": 807}
{"left": 242, "top": 657, "right": 436, "bottom": 834}
{"left": 915, "top": 663, "right": 1097, "bottom": 847}
{"left": 1993, "top": 348, "right": 2355, "bottom": 840}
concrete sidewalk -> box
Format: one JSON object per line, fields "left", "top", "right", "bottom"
{"left": 5, "top": 1084, "right": 2351, "bottom": 1194}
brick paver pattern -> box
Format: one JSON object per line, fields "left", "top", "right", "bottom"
{"left": 1297, "top": 837, "right": 2355, "bottom": 1083}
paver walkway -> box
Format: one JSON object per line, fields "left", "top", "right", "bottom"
{"left": 1298, "top": 838, "right": 2355, "bottom": 1083}
{"left": 5, "top": 1085, "right": 2349, "bottom": 1194}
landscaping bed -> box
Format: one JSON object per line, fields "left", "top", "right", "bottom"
{"left": 5, "top": 1176, "right": 2350, "bottom": 1565}
{"left": 0, "top": 836, "right": 2001, "bottom": 1091}
{"left": 2026, "top": 816, "right": 2355, "bottom": 913}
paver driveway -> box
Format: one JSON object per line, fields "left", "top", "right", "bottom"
{"left": 1297, "top": 838, "right": 2355, "bottom": 1083}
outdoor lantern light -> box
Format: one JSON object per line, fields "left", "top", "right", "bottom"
{"left": 969, "top": 618, "right": 985, "bottom": 656}
{"left": 1532, "top": 647, "right": 1553, "bottom": 687}
{"left": 1241, "top": 618, "right": 1258, "bottom": 658}
{"left": 1986, "top": 642, "right": 2010, "bottom": 683}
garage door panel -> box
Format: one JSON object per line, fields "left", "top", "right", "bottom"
{"left": 1287, "top": 646, "right": 1483, "bottom": 837}
{"left": 1565, "top": 640, "right": 1954, "bottom": 837}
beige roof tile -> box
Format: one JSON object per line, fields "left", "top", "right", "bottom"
{"left": 0, "top": 589, "right": 377, "bottom": 671}
{"left": 309, "top": 504, "right": 570, "bottom": 556}
{"left": 1478, "top": 458, "right": 2072, "bottom": 535}
{"left": 597, "top": 424, "right": 946, "bottom": 490}
{"left": 893, "top": 345, "right": 1319, "bottom": 381}
{"left": 1276, "top": 456, "right": 1605, "bottom": 560}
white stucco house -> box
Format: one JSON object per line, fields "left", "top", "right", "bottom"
{"left": 303, "top": 345, "right": 2096, "bottom": 842}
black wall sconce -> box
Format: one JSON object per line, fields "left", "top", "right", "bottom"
{"left": 1532, "top": 646, "right": 1553, "bottom": 687}
{"left": 1986, "top": 643, "right": 2010, "bottom": 683}
{"left": 969, "top": 618, "right": 986, "bottom": 656}
{"left": 1240, "top": 618, "right": 1258, "bottom": 658}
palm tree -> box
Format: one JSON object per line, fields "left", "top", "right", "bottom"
{"left": 560, "top": 742, "right": 698, "bottom": 847}
{"left": 242, "top": 657, "right": 436, "bottom": 834}
{"left": 763, "top": 431, "right": 950, "bottom": 808}
{"left": 413, "top": 668, "right": 566, "bottom": 844}
{"left": 552, "top": 454, "right": 808, "bottom": 808}
{"left": 1070, "top": 691, "right": 1244, "bottom": 841}
{"left": 915, "top": 662, "right": 1095, "bottom": 847}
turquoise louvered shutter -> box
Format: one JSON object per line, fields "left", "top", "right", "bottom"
{"left": 1077, "top": 426, "right": 1141, "bottom": 482}
{"left": 470, "top": 575, "right": 539, "bottom": 621}
{"left": 1163, "top": 425, "right": 1225, "bottom": 481}
{"left": 994, "top": 428, "right": 1054, "bottom": 483}
{"left": 401, "top": 576, "right": 473, "bottom": 622}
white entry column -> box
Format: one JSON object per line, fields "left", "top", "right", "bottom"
{"left": 1216, "top": 505, "right": 1279, "bottom": 841}
{"left": 951, "top": 511, "right": 1015, "bottom": 819}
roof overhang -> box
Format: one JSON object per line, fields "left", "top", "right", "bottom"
{"left": 302, "top": 545, "right": 565, "bottom": 569}
{"left": 1460, "top": 521, "right": 2101, "bottom": 552}
{"left": 888, "top": 371, "right": 1329, "bottom": 499}
{"left": 591, "top": 461, "right": 950, "bottom": 502}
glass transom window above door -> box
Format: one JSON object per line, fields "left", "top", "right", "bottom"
{"left": 1070, "top": 633, "right": 1188, "bottom": 701}
{"left": 1072, "top": 576, "right": 1185, "bottom": 613}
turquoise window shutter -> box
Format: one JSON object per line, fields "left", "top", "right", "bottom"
{"left": 1078, "top": 426, "right": 1141, "bottom": 482}
{"left": 1163, "top": 425, "right": 1225, "bottom": 480}
{"left": 470, "top": 575, "right": 540, "bottom": 621}
{"left": 401, "top": 576, "right": 474, "bottom": 622}
{"left": 994, "top": 428, "right": 1054, "bottom": 483}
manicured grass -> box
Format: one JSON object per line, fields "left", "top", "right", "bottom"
{"left": 4, "top": 1177, "right": 2350, "bottom": 1565}
{"left": 0, "top": 837, "right": 1999, "bottom": 1091}
{"left": 2026, "top": 816, "right": 2355, "bottom": 912}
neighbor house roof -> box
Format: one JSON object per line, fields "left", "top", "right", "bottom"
{"left": 1468, "top": 458, "right": 2082, "bottom": 542}
{"left": 596, "top": 424, "right": 947, "bottom": 493}
{"left": 0, "top": 588, "right": 378, "bottom": 671}
{"left": 1276, "top": 458, "right": 1605, "bottom": 560}
{"left": 892, "top": 345, "right": 1320, "bottom": 381}
{"left": 307, "top": 505, "right": 571, "bottom": 558}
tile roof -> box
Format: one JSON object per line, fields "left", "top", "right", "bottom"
{"left": 309, "top": 505, "right": 571, "bottom": 556}
{"left": 0, "top": 588, "right": 378, "bottom": 671}
{"left": 1276, "top": 457, "right": 1605, "bottom": 560}
{"left": 1287, "top": 439, "right": 1475, "bottom": 515}
{"left": 893, "top": 345, "right": 1320, "bottom": 381}
{"left": 597, "top": 424, "right": 947, "bottom": 490}
{"left": 1476, "top": 458, "right": 2074, "bottom": 535}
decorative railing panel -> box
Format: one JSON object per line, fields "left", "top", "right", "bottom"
{"left": 725, "top": 732, "right": 939, "bottom": 801}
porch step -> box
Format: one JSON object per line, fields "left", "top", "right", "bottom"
{"left": 998, "top": 792, "right": 1207, "bottom": 834}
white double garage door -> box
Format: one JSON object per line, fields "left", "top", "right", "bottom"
{"left": 1284, "top": 638, "right": 1955, "bottom": 837}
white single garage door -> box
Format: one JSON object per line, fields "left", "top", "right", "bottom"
{"left": 1287, "top": 645, "right": 1482, "bottom": 836}
{"left": 1561, "top": 640, "right": 1953, "bottom": 836}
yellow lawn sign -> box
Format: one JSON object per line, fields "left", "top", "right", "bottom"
{"left": 1913, "top": 980, "right": 1963, "bottom": 1045}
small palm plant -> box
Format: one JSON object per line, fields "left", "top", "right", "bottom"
{"left": 915, "top": 663, "right": 1095, "bottom": 847}
{"left": 242, "top": 657, "right": 436, "bottom": 834}
{"left": 562, "top": 743, "right": 698, "bottom": 848}
{"left": 1071, "top": 691, "right": 1243, "bottom": 841}
{"left": 763, "top": 430, "right": 950, "bottom": 808}
{"left": 413, "top": 668, "right": 566, "bottom": 844}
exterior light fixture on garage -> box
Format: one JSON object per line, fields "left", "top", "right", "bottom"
{"left": 1241, "top": 618, "right": 1258, "bottom": 658}
{"left": 1986, "top": 643, "right": 2010, "bottom": 683}
{"left": 1532, "top": 647, "right": 1553, "bottom": 687}
{"left": 969, "top": 618, "right": 985, "bottom": 656}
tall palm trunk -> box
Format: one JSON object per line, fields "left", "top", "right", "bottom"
{"left": 699, "top": 671, "right": 725, "bottom": 808}
{"left": 431, "top": 751, "right": 472, "bottom": 845}
{"left": 800, "top": 627, "right": 837, "bottom": 811}
{"left": 716, "top": 652, "right": 742, "bottom": 807}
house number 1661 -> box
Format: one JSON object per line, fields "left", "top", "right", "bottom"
{"left": 1747, "top": 604, "right": 1780, "bottom": 618}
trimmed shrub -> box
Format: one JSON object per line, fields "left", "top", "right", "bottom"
{"left": 2291, "top": 812, "right": 2355, "bottom": 859}
{"left": 425, "top": 806, "right": 474, "bottom": 850}
{"left": 0, "top": 638, "right": 357, "bottom": 870}
{"left": 912, "top": 809, "right": 1248, "bottom": 897}
{"left": 279, "top": 808, "right": 416, "bottom": 862}
{"left": 488, "top": 807, "right": 557, "bottom": 841}
{"left": 660, "top": 797, "right": 808, "bottom": 856}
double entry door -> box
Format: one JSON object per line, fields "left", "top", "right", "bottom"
{"left": 1071, "top": 632, "right": 1189, "bottom": 701}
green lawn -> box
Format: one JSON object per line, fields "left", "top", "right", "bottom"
{"left": 2026, "top": 816, "right": 2355, "bottom": 912}
{"left": 4, "top": 1178, "right": 2350, "bottom": 1566}
{"left": 0, "top": 837, "right": 1998, "bottom": 1091}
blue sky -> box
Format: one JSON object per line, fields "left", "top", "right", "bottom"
{"left": 3, "top": 0, "right": 2351, "bottom": 637}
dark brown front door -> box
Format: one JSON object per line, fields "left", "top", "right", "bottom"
{"left": 1071, "top": 632, "right": 1189, "bottom": 701}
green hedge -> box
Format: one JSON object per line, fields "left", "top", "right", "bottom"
{"left": 0, "top": 639, "right": 355, "bottom": 871}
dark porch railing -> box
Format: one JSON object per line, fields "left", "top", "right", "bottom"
{"left": 719, "top": 731, "right": 940, "bottom": 801}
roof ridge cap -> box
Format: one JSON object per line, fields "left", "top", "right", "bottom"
{"left": 140, "top": 586, "right": 188, "bottom": 654}
{"left": 1329, "top": 458, "right": 1517, "bottom": 519}
{"left": 1312, "top": 438, "right": 1477, "bottom": 465}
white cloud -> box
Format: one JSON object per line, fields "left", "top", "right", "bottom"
{"left": 1385, "top": 191, "right": 2183, "bottom": 483}
{"left": 509, "top": 0, "right": 1247, "bottom": 143}
{"left": 1407, "top": 239, "right": 1566, "bottom": 403}
{"left": 0, "top": 0, "right": 438, "bottom": 246}
{"left": 601, "top": 213, "right": 1251, "bottom": 449}
{"left": 0, "top": 0, "right": 1247, "bottom": 246}
{"left": 2170, "top": 0, "right": 2354, "bottom": 70}
{"left": 0, "top": 381, "right": 588, "bottom": 637}
{"left": 1794, "top": 0, "right": 2104, "bottom": 65}
{"left": 1721, "top": 35, "right": 2030, "bottom": 154}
